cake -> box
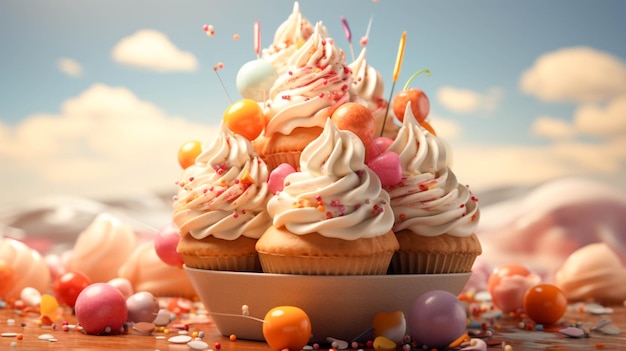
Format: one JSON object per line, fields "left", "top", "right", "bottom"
{"left": 173, "top": 123, "right": 272, "bottom": 272}
{"left": 67, "top": 213, "right": 137, "bottom": 282}
{"left": 385, "top": 104, "right": 481, "bottom": 274}
{"left": 256, "top": 21, "right": 358, "bottom": 171}
{"left": 175, "top": 1, "right": 481, "bottom": 277}
{"left": 255, "top": 119, "right": 399, "bottom": 275}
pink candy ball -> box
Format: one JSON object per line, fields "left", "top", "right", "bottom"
{"left": 408, "top": 290, "right": 466, "bottom": 349}
{"left": 154, "top": 224, "right": 183, "bottom": 267}
{"left": 75, "top": 283, "right": 128, "bottom": 335}
{"left": 367, "top": 151, "right": 402, "bottom": 187}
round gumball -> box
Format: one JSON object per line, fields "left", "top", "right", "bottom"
{"left": 408, "top": 290, "right": 467, "bottom": 349}
{"left": 488, "top": 263, "right": 540, "bottom": 313}
{"left": 20, "top": 287, "right": 42, "bottom": 307}
{"left": 367, "top": 151, "right": 402, "bottom": 188}
{"left": 262, "top": 306, "right": 311, "bottom": 351}
{"left": 223, "top": 99, "right": 266, "bottom": 140}
{"left": 52, "top": 271, "right": 91, "bottom": 308}
{"left": 74, "top": 283, "right": 128, "bottom": 335}
{"left": 523, "top": 284, "right": 567, "bottom": 325}
{"left": 154, "top": 224, "right": 183, "bottom": 267}
{"left": 126, "top": 291, "right": 159, "bottom": 323}
{"left": 178, "top": 140, "right": 202, "bottom": 169}
{"left": 331, "top": 102, "right": 376, "bottom": 158}
{"left": 107, "top": 278, "right": 134, "bottom": 299}
{"left": 236, "top": 59, "right": 278, "bottom": 101}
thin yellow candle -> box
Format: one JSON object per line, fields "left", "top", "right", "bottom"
{"left": 392, "top": 31, "right": 406, "bottom": 82}
{"left": 380, "top": 31, "right": 406, "bottom": 137}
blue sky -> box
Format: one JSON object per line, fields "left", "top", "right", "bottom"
{"left": 1, "top": 0, "right": 625, "bottom": 207}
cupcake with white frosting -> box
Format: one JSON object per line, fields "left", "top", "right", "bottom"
{"left": 256, "top": 119, "right": 398, "bottom": 275}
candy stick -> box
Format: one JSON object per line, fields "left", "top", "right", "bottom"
{"left": 360, "top": 15, "right": 374, "bottom": 47}
{"left": 380, "top": 31, "right": 406, "bottom": 137}
{"left": 340, "top": 16, "right": 355, "bottom": 61}
{"left": 254, "top": 20, "right": 261, "bottom": 59}
{"left": 203, "top": 24, "right": 232, "bottom": 103}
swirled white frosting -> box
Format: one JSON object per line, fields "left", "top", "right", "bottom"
{"left": 386, "top": 104, "right": 479, "bottom": 237}
{"left": 555, "top": 243, "right": 626, "bottom": 303}
{"left": 173, "top": 123, "right": 271, "bottom": 240}
{"left": 349, "top": 47, "right": 398, "bottom": 138}
{"left": 0, "top": 238, "right": 50, "bottom": 299}
{"left": 261, "top": 1, "right": 313, "bottom": 75}
{"left": 118, "top": 242, "right": 196, "bottom": 298}
{"left": 264, "top": 21, "right": 356, "bottom": 137}
{"left": 68, "top": 213, "right": 137, "bottom": 282}
{"left": 267, "top": 119, "right": 394, "bottom": 239}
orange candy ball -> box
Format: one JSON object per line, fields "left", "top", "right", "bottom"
{"left": 223, "top": 99, "right": 266, "bottom": 140}
{"left": 523, "top": 284, "right": 568, "bottom": 325}
{"left": 263, "top": 306, "right": 311, "bottom": 351}
{"left": 178, "top": 140, "right": 202, "bottom": 169}
{"left": 331, "top": 102, "right": 376, "bottom": 157}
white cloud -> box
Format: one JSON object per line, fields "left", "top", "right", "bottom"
{"left": 573, "top": 95, "right": 626, "bottom": 138}
{"left": 0, "top": 84, "right": 218, "bottom": 205}
{"left": 531, "top": 115, "right": 577, "bottom": 140}
{"left": 112, "top": 29, "right": 198, "bottom": 72}
{"left": 428, "top": 115, "right": 461, "bottom": 140}
{"left": 531, "top": 95, "right": 626, "bottom": 142}
{"left": 448, "top": 139, "right": 625, "bottom": 195}
{"left": 57, "top": 58, "right": 83, "bottom": 77}
{"left": 437, "top": 86, "right": 503, "bottom": 114}
{"left": 520, "top": 46, "right": 626, "bottom": 103}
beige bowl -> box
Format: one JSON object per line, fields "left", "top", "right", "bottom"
{"left": 184, "top": 267, "right": 471, "bottom": 343}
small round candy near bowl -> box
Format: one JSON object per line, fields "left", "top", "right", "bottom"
{"left": 184, "top": 267, "right": 471, "bottom": 343}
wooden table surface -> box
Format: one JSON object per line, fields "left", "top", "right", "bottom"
{"left": 1, "top": 300, "right": 624, "bottom": 351}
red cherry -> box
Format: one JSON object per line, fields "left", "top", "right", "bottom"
{"left": 52, "top": 271, "right": 91, "bottom": 308}
{"left": 392, "top": 69, "right": 431, "bottom": 122}
{"left": 393, "top": 89, "right": 430, "bottom": 122}
{"left": 331, "top": 102, "right": 376, "bottom": 157}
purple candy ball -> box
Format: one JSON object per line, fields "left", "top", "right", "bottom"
{"left": 408, "top": 290, "right": 467, "bottom": 349}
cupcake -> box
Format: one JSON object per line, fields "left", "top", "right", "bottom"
{"left": 257, "top": 21, "right": 357, "bottom": 171}
{"left": 349, "top": 47, "right": 399, "bottom": 139}
{"left": 173, "top": 123, "right": 272, "bottom": 272}
{"left": 385, "top": 103, "right": 481, "bottom": 274}
{"left": 256, "top": 119, "right": 398, "bottom": 275}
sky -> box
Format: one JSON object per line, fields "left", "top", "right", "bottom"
{"left": 0, "top": 0, "right": 625, "bottom": 208}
